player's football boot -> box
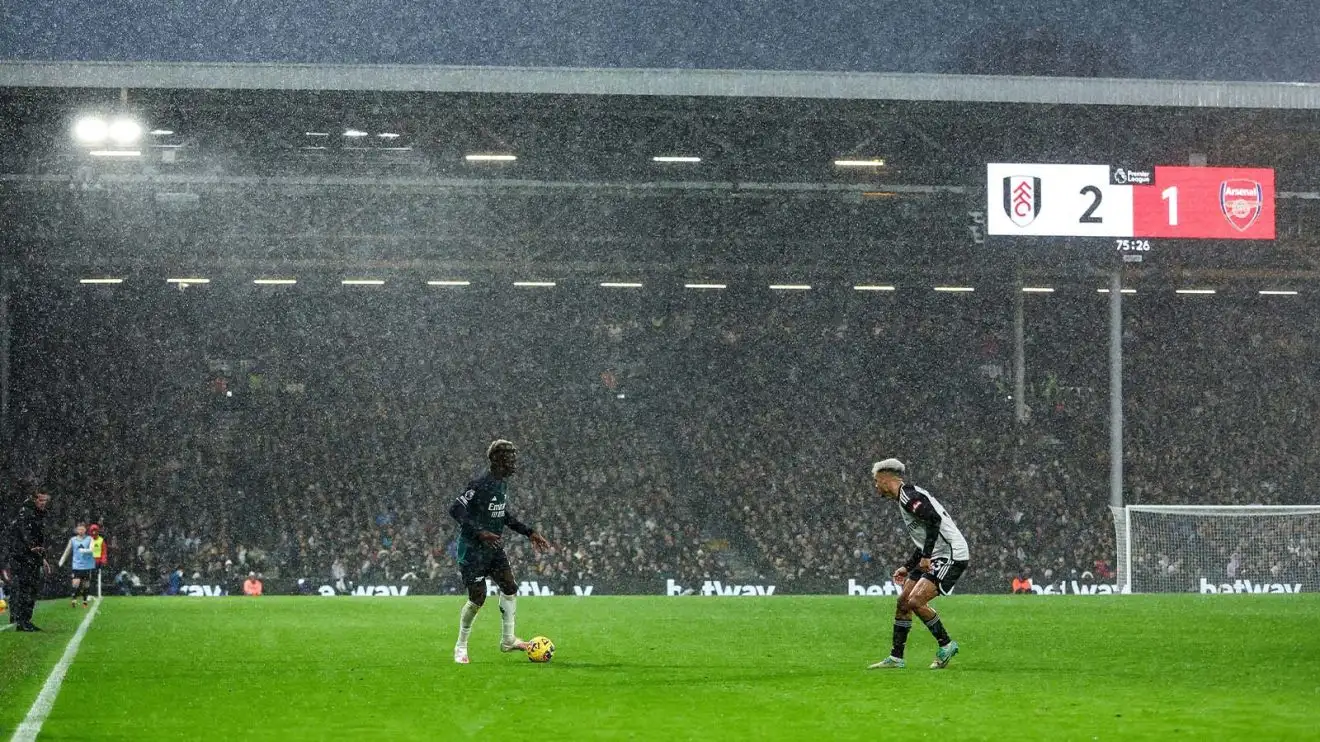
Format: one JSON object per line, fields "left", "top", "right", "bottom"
{"left": 500, "top": 637, "right": 530, "bottom": 653}
{"left": 867, "top": 656, "right": 906, "bottom": 669}
{"left": 453, "top": 646, "right": 470, "bottom": 664}
{"left": 930, "top": 641, "right": 959, "bottom": 669}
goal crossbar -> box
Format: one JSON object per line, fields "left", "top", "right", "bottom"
{"left": 1124, "top": 505, "right": 1320, "bottom": 515}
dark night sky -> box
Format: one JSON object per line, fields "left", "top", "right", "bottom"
{"left": 0, "top": 0, "right": 1317, "bottom": 81}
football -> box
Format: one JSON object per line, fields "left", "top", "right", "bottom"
{"left": 526, "top": 635, "right": 555, "bottom": 663}
{"left": 0, "top": 598, "right": 7, "bottom": 614}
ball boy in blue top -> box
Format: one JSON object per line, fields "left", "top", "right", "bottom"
{"left": 57, "top": 523, "right": 95, "bottom": 608}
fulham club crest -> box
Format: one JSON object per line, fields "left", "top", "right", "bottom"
{"left": 1002, "top": 176, "right": 1042, "bottom": 227}
{"left": 1220, "top": 179, "right": 1263, "bottom": 232}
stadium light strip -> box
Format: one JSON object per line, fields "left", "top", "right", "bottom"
{"left": 1259, "top": 290, "right": 1299, "bottom": 295}
{"left": 834, "top": 158, "right": 886, "bottom": 167}
{"left": 1021, "top": 287, "right": 1055, "bottom": 293}
{"left": 166, "top": 278, "right": 210, "bottom": 284}
{"left": 769, "top": 284, "right": 812, "bottom": 291}
{"left": 853, "top": 285, "right": 896, "bottom": 291}
{"left": 512, "top": 281, "right": 556, "bottom": 287}
{"left": 79, "top": 278, "right": 123, "bottom": 284}
{"left": 253, "top": 279, "right": 297, "bottom": 285}
{"left": 652, "top": 156, "right": 701, "bottom": 163}
{"left": 343, "top": 129, "right": 369, "bottom": 137}
{"left": 341, "top": 279, "right": 385, "bottom": 286}
{"left": 934, "top": 286, "right": 975, "bottom": 292}
{"left": 466, "top": 154, "right": 517, "bottom": 162}
{"left": 600, "top": 282, "right": 644, "bottom": 288}
{"left": 684, "top": 283, "right": 727, "bottom": 290}
{"left": 305, "top": 132, "right": 329, "bottom": 137}
{"left": 150, "top": 129, "right": 174, "bottom": 136}
{"left": 377, "top": 132, "right": 400, "bottom": 139}
{"left": 426, "top": 280, "right": 471, "bottom": 286}
{"left": 88, "top": 150, "right": 141, "bottom": 157}
{"left": 1096, "top": 288, "right": 1136, "bottom": 294}
{"left": 1175, "top": 289, "right": 1216, "bottom": 295}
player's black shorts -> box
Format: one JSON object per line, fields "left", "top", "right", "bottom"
{"left": 905, "top": 553, "right": 970, "bottom": 596}
{"left": 72, "top": 569, "right": 94, "bottom": 581}
{"left": 459, "top": 545, "right": 511, "bottom": 586}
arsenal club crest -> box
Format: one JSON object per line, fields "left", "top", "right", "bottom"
{"left": 1220, "top": 179, "right": 1263, "bottom": 232}
{"left": 1002, "top": 176, "right": 1042, "bottom": 228}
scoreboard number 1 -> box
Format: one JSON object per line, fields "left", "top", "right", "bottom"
{"left": 987, "top": 163, "right": 1274, "bottom": 240}
{"left": 1162, "top": 186, "right": 1178, "bottom": 226}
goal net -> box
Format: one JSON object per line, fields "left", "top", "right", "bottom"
{"left": 1111, "top": 505, "right": 1320, "bottom": 594}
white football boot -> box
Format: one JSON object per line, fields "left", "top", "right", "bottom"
{"left": 500, "top": 637, "right": 530, "bottom": 653}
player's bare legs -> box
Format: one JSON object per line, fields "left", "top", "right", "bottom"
{"left": 494, "top": 568, "right": 528, "bottom": 652}
{"left": 904, "top": 577, "right": 958, "bottom": 669}
{"left": 904, "top": 578, "right": 939, "bottom": 620}
{"left": 454, "top": 580, "right": 487, "bottom": 664}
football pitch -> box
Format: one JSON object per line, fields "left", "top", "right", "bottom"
{"left": 2, "top": 595, "right": 1317, "bottom": 741}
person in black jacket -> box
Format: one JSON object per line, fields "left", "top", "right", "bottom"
{"left": 7, "top": 491, "right": 51, "bottom": 632}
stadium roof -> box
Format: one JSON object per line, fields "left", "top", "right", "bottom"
{"left": 4, "top": 61, "right": 1320, "bottom": 109}
{"left": 2, "top": 62, "right": 1319, "bottom": 281}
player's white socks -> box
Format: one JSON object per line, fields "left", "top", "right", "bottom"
{"left": 498, "top": 593, "right": 517, "bottom": 643}
{"left": 457, "top": 600, "right": 480, "bottom": 648}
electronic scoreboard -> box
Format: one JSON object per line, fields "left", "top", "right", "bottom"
{"left": 986, "top": 163, "right": 1275, "bottom": 260}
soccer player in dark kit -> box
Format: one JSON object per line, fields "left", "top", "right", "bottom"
{"left": 450, "top": 440, "right": 551, "bottom": 664}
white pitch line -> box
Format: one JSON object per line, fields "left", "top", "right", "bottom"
{"left": 0, "top": 623, "right": 12, "bottom": 632}
{"left": 10, "top": 600, "right": 101, "bottom": 742}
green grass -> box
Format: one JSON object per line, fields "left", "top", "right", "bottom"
{"left": 3, "top": 595, "right": 1319, "bottom": 740}
{"left": 0, "top": 602, "right": 90, "bottom": 729}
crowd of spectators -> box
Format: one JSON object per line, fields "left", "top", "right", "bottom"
{"left": 5, "top": 282, "right": 1318, "bottom": 594}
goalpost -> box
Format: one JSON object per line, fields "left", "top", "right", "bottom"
{"left": 1111, "top": 505, "right": 1320, "bottom": 594}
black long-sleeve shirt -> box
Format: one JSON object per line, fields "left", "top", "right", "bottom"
{"left": 8, "top": 499, "right": 47, "bottom": 565}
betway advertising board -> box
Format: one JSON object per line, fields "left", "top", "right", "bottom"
{"left": 147, "top": 575, "right": 1314, "bottom": 598}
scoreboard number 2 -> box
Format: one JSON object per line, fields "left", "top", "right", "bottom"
{"left": 1079, "top": 186, "right": 1103, "bottom": 224}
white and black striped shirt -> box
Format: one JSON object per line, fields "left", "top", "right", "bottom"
{"left": 897, "top": 484, "right": 970, "bottom": 562}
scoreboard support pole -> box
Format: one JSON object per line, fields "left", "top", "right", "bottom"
{"left": 1013, "top": 281, "right": 1027, "bottom": 424}
{"left": 1107, "top": 268, "right": 1124, "bottom": 510}
{"left": 0, "top": 267, "right": 11, "bottom": 488}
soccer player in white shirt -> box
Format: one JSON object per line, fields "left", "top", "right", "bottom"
{"left": 867, "top": 458, "right": 970, "bottom": 670}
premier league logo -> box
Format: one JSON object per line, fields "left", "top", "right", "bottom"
{"left": 1002, "top": 176, "right": 1042, "bottom": 227}
{"left": 1220, "top": 179, "right": 1263, "bottom": 232}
